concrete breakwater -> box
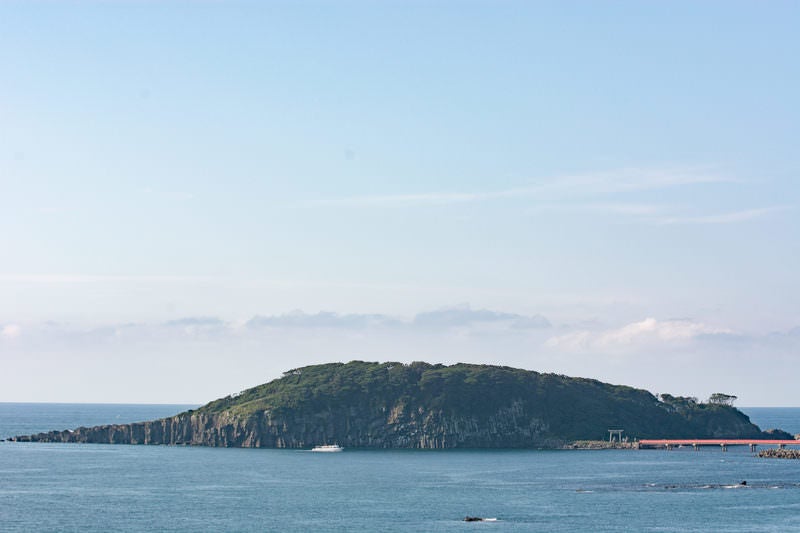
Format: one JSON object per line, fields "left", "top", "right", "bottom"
{"left": 561, "top": 440, "right": 637, "bottom": 450}
{"left": 758, "top": 448, "right": 800, "bottom": 459}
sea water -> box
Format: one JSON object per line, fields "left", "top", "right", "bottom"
{"left": 1, "top": 404, "right": 799, "bottom": 532}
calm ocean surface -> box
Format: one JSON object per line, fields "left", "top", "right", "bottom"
{"left": 1, "top": 404, "right": 799, "bottom": 532}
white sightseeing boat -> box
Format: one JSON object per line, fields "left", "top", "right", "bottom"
{"left": 310, "top": 444, "right": 344, "bottom": 452}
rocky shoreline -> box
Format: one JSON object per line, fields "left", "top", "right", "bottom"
{"left": 560, "top": 440, "right": 637, "bottom": 450}
{"left": 758, "top": 448, "right": 800, "bottom": 459}
{"left": 7, "top": 430, "right": 641, "bottom": 451}
{"left": 3, "top": 362, "right": 779, "bottom": 449}
{"left": 6, "top": 410, "right": 566, "bottom": 449}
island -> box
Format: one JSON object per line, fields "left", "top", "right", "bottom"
{"left": 10, "top": 361, "right": 783, "bottom": 448}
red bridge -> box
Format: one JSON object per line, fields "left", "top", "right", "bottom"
{"left": 638, "top": 439, "right": 799, "bottom": 451}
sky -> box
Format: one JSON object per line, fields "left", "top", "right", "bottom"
{"left": 1, "top": 1, "right": 798, "bottom": 405}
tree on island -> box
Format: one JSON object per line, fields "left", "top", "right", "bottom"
{"left": 708, "top": 393, "right": 737, "bottom": 406}
{"left": 658, "top": 394, "right": 698, "bottom": 413}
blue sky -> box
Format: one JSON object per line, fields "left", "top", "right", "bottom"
{"left": 1, "top": 1, "right": 798, "bottom": 405}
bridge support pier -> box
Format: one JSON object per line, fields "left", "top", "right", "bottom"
{"left": 639, "top": 439, "right": 798, "bottom": 451}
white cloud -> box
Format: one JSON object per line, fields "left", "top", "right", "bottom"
{"left": 300, "top": 168, "right": 785, "bottom": 227}
{"left": 162, "top": 317, "right": 228, "bottom": 338}
{"left": 164, "top": 317, "right": 226, "bottom": 327}
{"left": 1, "top": 324, "right": 21, "bottom": 339}
{"left": 297, "top": 166, "right": 788, "bottom": 228}
{"left": 6, "top": 305, "right": 551, "bottom": 345}
{"left": 528, "top": 203, "right": 790, "bottom": 226}
{"left": 539, "top": 167, "right": 730, "bottom": 194}
{"left": 247, "top": 310, "right": 401, "bottom": 330}
{"left": 544, "top": 330, "right": 593, "bottom": 351}
{"left": 245, "top": 305, "right": 550, "bottom": 332}
{"left": 301, "top": 167, "right": 728, "bottom": 208}
{"left": 413, "top": 304, "right": 550, "bottom": 329}
{"left": 5, "top": 315, "right": 798, "bottom": 404}
{"left": 656, "top": 206, "right": 790, "bottom": 225}
{"left": 597, "top": 317, "right": 731, "bottom": 345}
{"left": 545, "top": 317, "right": 733, "bottom": 352}
{"left": 528, "top": 202, "right": 666, "bottom": 217}
{"left": 0, "top": 274, "right": 218, "bottom": 284}
{"left": 306, "top": 192, "right": 484, "bottom": 208}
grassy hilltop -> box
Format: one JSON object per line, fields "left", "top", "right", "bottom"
{"left": 195, "top": 361, "right": 761, "bottom": 443}
{"left": 15, "top": 361, "right": 767, "bottom": 448}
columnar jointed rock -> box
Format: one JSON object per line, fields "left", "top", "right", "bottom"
{"left": 12, "top": 405, "right": 557, "bottom": 448}
{"left": 11, "top": 361, "right": 775, "bottom": 449}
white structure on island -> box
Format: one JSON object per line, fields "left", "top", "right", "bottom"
{"left": 608, "top": 429, "right": 624, "bottom": 443}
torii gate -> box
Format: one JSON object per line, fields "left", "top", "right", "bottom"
{"left": 608, "top": 429, "right": 624, "bottom": 442}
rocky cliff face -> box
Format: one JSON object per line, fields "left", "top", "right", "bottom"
{"left": 10, "top": 361, "right": 771, "bottom": 448}
{"left": 12, "top": 399, "right": 559, "bottom": 448}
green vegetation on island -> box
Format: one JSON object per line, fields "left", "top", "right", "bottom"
{"left": 12, "top": 361, "right": 777, "bottom": 448}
